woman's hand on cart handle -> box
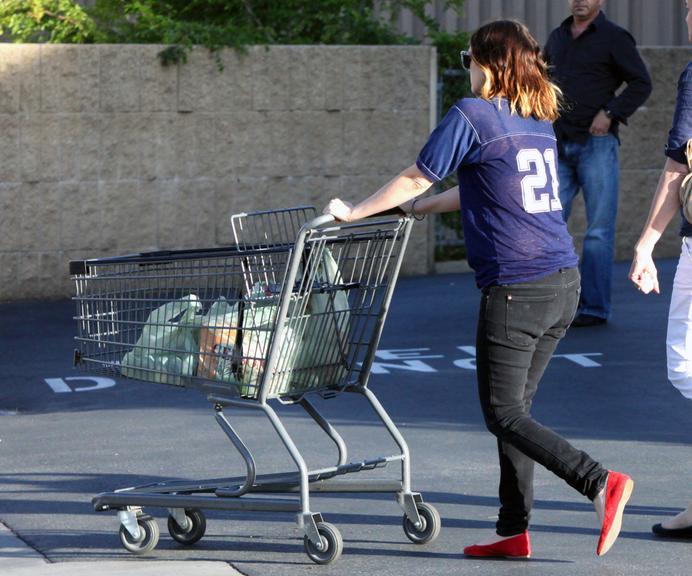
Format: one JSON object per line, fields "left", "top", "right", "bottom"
{"left": 323, "top": 199, "right": 355, "bottom": 222}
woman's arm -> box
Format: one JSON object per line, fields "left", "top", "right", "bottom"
{"left": 629, "top": 157, "right": 688, "bottom": 293}
{"left": 399, "top": 186, "right": 461, "bottom": 216}
{"left": 324, "top": 164, "right": 434, "bottom": 222}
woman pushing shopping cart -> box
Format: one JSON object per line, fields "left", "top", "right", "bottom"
{"left": 324, "top": 19, "right": 633, "bottom": 559}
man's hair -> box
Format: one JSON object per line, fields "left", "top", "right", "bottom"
{"left": 470, "top": 20, "right": 561, "bottom": 121}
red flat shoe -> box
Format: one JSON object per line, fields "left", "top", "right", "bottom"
{"left": 463, "top": 531, "right": 531, "bottom": 559}
{"left": 597, "top": 471, "right": 634, "bottom": 556}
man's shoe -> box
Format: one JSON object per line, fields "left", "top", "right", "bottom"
{"left": 597, "top": 471, "right": 634, "bottom": 556}
{"left": 463, "top": 531, "right": 531, "bottom": 558}
{"left": 652, "top": 523, "right": 692, "bottom": 538}
{"left": 571, "top": 314, "right": 607, "bottom": 328}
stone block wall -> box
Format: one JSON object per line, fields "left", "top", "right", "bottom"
{"left": 1, "top": 44, "right": 687, "bottom": 301}
{"left": 0, "top": 44, "right": 436, "bottom": 301}
{"left": 567, "top": 47, "right": 691, "bottom": 264}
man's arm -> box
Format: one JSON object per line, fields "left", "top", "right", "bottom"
{"left": 542, "top": 34, "right": 553, "bottom": 67}
{"left": 605, "top": 29, "right": 653, "bottom": 122}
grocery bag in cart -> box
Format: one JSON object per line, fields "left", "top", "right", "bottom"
{"left": 120, "top": 294, "right": 202, "bottom": 386}
{"left": 219, "top": 249, "right": 350, "bottom": 397}
{"left": 197, "top": 297, "right": 241, "bottom": 381}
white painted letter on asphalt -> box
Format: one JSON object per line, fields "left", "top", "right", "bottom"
{"left": 552, "top": 353, "right": 603, "bottom": 367}
{"left": 453, "top": 346, "right": 477, "bottom": 370}
{"left": 45, "top": 377, "right": 116, "bottom": 393}
{"left": 375, "top": 348, "right": 444, "bottom": 361}
{"left": 369, "top": 360, "right": 438, "bottom": 374}
{"left": 370, "top": 349, "right": 443, "bottom": 374}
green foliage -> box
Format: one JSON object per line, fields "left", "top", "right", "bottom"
{"left": 1, "top": 1, "right": 469, "bottom": 74}
{"left": 0, "top": 0, "right": 96, "bottom": 42}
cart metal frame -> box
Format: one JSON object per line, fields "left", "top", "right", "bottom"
{"left": 70, "top": 206, "right": 440, "bottom": 564}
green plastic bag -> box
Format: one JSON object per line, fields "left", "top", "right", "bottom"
{"left": 287, "top": 251, "right": 350, "bottom": 392}
{"left": 206, "top": 251, "right": 351, "bottom": 398}
{"left": 121, "top": 294, "right": 202, "bottom": 386}
{"left": 240, "top": 251, "right": 350, "bottom": 398}
{"left": 219, "top": 283, "right": 300, "bottom": 397}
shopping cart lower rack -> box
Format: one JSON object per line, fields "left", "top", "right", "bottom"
{"left": 69, "top": 206, "right": 440, "bottom": 564}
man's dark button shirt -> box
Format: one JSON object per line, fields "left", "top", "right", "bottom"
{"left": 544, "top": 11, "right": 652, "bottom": 145}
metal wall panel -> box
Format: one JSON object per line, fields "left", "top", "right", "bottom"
{"left": 388, "top": 0, "right": 689, "bottom": 47}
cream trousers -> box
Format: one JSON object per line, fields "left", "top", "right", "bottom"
{"left": 667, "top": 236, "right": 692, "bottom": 399}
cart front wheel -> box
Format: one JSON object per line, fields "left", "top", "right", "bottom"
{"left": 167, "top": 509, "right": 207, "bottom": 545}
{"left": 304, "top": 522, "right": 343, "bottom": 565}
{"left": 403, "top": 502, "right": 441, "bottom": 545}
{"left": 119, "top": 517, "right": 160, "bottom": 555}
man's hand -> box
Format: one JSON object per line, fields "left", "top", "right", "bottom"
{"left": 589, "top": 110, "right": 612, "bottom": 136}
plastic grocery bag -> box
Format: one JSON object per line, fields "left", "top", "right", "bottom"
{"left": 207, "top": 251, "right": 351, "bottom": 398}
{"left": 222, "top": 283, "right": 299, "bottom": 397}
{"left": 240, "top": 251, "right": 350, "bottom": 397}
{"left": 121, "top": 294, "right": 202, "bottom": 386}
{"left": 197, "top": 297, "right": 240, "bottom": 380}
{"left": 288, "top": 250, "right": 350, "bottom": 390}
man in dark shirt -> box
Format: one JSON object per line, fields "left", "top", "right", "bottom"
{"left": 544, "top": 0, "right": 652, "bottom": 327}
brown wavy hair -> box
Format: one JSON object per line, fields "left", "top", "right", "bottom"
{"left": 470, "top": 20, "right": 561, "bottom": 121}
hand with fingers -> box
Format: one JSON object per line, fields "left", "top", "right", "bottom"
{"left": 629, "top": 252, "right": 660, "bottom": 294}
{"left": 589, "top": 110, "right": 612, "bottom": 136}
{"left": 323, "top": 199, "right": 354, "bottom": 222}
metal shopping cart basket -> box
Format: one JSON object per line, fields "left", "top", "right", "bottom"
{"left": 69, "top": 206, "right": 440, "bottom": 564}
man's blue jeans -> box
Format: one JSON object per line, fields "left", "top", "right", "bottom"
{"left": 558, "top": 134, "right": 619, "bottom": 320}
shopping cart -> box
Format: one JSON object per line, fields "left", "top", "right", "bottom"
{"left": 69, "top": 206, "right": 440, "bottom": 564}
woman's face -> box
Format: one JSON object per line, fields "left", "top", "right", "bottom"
{"left": 469, "top": 58, "right": 484, "bottom": 96}
{"left": 686, "top": 1, "right": 692, "bottom": 43}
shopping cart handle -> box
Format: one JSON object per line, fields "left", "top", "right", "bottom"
{"left": 307, "top": 207, "right": 405, "bottom": 229}
{"left": 305, "top": 214, "right": 337, "bottom": 228}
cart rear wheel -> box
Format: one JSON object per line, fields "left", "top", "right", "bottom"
{"left": 304, "top": 522, "right": 343, "bottom": 565}
{"left": 403, "top": 502, "right": 441, "bottom": 545}
{"left": 119, "top": 517, "right": 159, "bottom": 555}
{"left": 167, "top": 509, "right": 206, "bottom": 545}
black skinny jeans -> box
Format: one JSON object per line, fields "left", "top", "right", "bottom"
{"left": 476, "top": 267, "right": 608, "bottom": 536}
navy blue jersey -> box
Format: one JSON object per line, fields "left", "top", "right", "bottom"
{"left": 416, "top": 97, "right": 578, "bottom": 289}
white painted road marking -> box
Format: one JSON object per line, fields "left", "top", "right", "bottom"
{"left": 369, "top": 347, "right": 603, "bottom": 374}
{"left": 44, "top": 377, "right": 116, "bottom": 394}
{"left": 45, "top": 348, "right": 604, "bottom": 386}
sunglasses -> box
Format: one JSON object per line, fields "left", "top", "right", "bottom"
{"left": 460, "top": 50, "right": 472, "bottom": 70}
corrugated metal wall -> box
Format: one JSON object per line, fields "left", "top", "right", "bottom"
{"left": 391, "top": 0, "right": 689, "bottom": 47}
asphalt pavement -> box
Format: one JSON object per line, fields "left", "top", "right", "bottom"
{"left": 1, "top": 259, "right": 691, "bottom": 576}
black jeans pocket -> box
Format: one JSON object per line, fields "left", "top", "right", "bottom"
{"left": 504, "top": 292, "right": 558, "bottom": 346}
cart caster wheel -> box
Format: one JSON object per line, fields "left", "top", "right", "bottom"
{"left": 403, "top": 502, "right": 441, "bottom": 545}
{"left": 119, "top": 516, "right": 159, "bottom": 555}
{"left": 304, "top": 522, "right": 343, "bottom": 565}
{"left": 167, "top": 509, "right": 206, "bottom": 545}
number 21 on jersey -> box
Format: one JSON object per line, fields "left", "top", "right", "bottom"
{"left": 516, "top": 148, "right": 562, "bottom": 214}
